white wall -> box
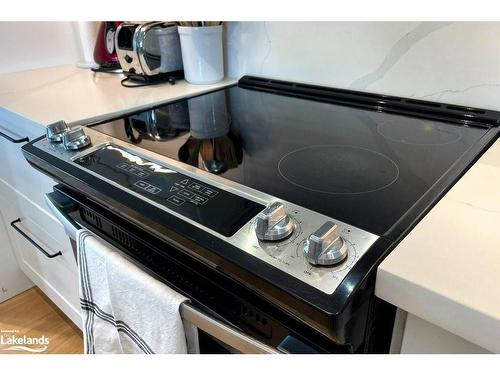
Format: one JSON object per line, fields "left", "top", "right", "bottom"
{"left": 2, "top": 22, "right": 500, "bottom": 111}
{"left": 225, "top": 22, "right": 500, "bottom": 110}
{"left": 0, "top": 22, "right": 89, "bottom": 74}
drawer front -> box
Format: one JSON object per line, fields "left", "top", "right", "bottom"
{"left": 0, "top": 109, "right": 55, "bottom": 211}
{"left": 0, "top": 177, "right": 81, "bottom": 328}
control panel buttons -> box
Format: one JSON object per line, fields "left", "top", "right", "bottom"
{"left": 191, "top": 194, "right": 208, "bottom": 205}
{"left": 303, "top": 221, "right": 348, "bottom": 266}
{"left": 46, "top": 120, "right": 68, "bottom": 142}
{"left": 178, "top": 189, "right": 195, "bottom": 199}
{"left": 163, "top": 178, "right": 221, "bottom": 207}
{"left": 202, "top": 188, "right": 218, "bottom": 198}
{"left": 134, "top": 180, "right": 149, "bottom": 189}
{"left": 63, "top": 127, "right": 91, "bottom": 150}
{"left": 133, "top": 180, "right": 162, "bottom": 195}
{"left": 255, "top": 202, "right": 295, "bottom": 241}
{"left": 189, "top": 182, "right": 205, "bottom": 192}
{"left": 167, "top": 196, "right": 185, "bottom": 206}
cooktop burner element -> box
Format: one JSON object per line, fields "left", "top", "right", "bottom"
{"left": 277, "top": 145, "right": 400, "bottom": 195}
{"left": 376, "top": 118, "right": 463, "bottom": 146}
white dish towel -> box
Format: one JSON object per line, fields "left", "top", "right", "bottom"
{"left": 77, "top": 229, "right": 199, "bottom": 354}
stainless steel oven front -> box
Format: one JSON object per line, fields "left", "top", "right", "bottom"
{"left": 45, "top": 186, "right": 329, "bottom": 354}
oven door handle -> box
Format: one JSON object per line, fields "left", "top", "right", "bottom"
{"left": 45, "top": 192, "right": 81, "bottom": 240}
{"left": 179, "top": 302, "right": 280, "bottom": 354}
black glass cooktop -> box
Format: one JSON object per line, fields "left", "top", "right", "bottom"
{"left": 90, "top": 84, "right": 492, "bottom": 238}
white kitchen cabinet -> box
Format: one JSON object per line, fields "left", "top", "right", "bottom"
{"left": 390, "top": 310, "right": 491, "bottom": 354}
{"left": 0, "top": 177, "right": 81, "bottom": 327}
{"left": 0, "top": 110, "right": 81, "bottom": 328}
{"left": 0, "top": 109, "right": 57, "bottom": 210}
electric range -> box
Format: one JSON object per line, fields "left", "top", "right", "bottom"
{"left": 22, "top": 76, "right": 500, "bottom": 353}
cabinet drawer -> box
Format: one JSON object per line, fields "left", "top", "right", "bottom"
{"left": 0, "top": 109, "right": 55, "bottom": 211}
{"left": 0, "top": 177, "right": 81, "bottom": 328}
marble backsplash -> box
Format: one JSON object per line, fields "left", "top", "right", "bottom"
{"left": 224, "top": 22, "right": 500, "bottom": 111}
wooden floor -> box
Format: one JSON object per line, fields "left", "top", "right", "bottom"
{"left": 0, "top": 287, "right": 83, "bottom": 354}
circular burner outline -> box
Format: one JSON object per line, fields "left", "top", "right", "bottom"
{"left": 277, "top": 144, "right": 400, "bottom": 195}
{"left": 376, "top": 120, "right": 463, "bottom": 146}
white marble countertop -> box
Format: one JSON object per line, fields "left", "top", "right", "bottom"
{"left": 0, "top": 64, "right": 236, "bottom": 126}
{"left": 376, "top": 139, "right": 500, "bottom": 353}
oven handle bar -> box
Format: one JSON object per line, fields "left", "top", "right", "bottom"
{"left": 180, "top": 303, "right": 279, "bottom": 354}
{"left": 44, "top": 192, "right": 280, "bottom": 354}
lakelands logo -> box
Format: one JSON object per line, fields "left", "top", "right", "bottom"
{"left": 0, "top": 329, "right": 49, "bottom": 353}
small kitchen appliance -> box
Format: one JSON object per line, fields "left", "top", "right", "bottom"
{"left": 93, "top": 21, "right": 122, "bottom": 71}
{"left": 22, "top": 76, "right": 500, "bottom": 353}
{"left": 115, "top": 22, "right": 183, "bottom": 84}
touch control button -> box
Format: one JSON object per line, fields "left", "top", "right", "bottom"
{"left": 167, "top": 196, "right": 185, "bottom": 206}
{"left": 189, "top": 183, "right": 205, "bottom": 192}
{"left": 191, "top": 194, "right": 208, "bottom": 205}
{"left": 178, "top": 189, "right": 194, "bottom": 199}
{"left": 202, "top": 188, "right": 218, "bottom": 198}
{"left": 134, "top": 180, "right": 149, "bottom": 189}
{"left": 145, "top": 186, "right": 162, "bottom": 194}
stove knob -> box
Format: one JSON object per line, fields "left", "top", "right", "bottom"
{"left": 304, "top": 221, "right": 348, "bottom": 266}
{"left": 255, "top": 202, "right": 294, "bottom": 241}
{"left": 46, "top": 120, "right": 69, "bottom": 142}
{"left": 63, "top": 127, "right": 91, "bottom": 150}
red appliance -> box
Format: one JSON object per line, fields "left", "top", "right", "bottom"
{"left": 93, "top": 22, "right": 122, "bottom": 69}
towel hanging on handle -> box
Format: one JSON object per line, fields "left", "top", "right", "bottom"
{"left": 77, "top": 229, "right": 199, "bottom": 354}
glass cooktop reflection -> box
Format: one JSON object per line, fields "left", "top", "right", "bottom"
{"left": 89, "top": 85, "right": 488, "bottom": 238}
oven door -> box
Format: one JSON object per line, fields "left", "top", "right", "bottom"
{"left": 45, "top": 188, "right": 323, "bottom": 354}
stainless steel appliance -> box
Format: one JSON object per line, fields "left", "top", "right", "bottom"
{"left": 22, "top": 76, "right": 500, "bottom": 353}
{"left": 115, "top": 22, "right": 183, "bottom": 82}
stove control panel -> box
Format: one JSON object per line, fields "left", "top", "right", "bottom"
{"left": 74, "top": 144, "right": 264, "bottom": 237}
{"left": 34, "top": 130, "right": 379, "bottom": 295}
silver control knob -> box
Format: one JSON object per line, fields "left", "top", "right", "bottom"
{"left": 255, "top": 202, "right": 294, "bottom": 241}
{"left": 303, "top": 221, "right": 348, "bottom": 266}
{"left": 46, "top": 120, "right": 68, "bottom": 142}
{"left": 63, "top": 127, "right": 91, "bottom": 150}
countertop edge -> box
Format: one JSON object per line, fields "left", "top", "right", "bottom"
{"left": 375, "top": 267, "right": 500, "bottom": 353}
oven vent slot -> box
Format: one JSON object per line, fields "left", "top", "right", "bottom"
{"left": 80, "top": 207, "right": 102, "bottom": 229}
{"left": 111, "top": 226, "right": 139, "bottom": 252}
